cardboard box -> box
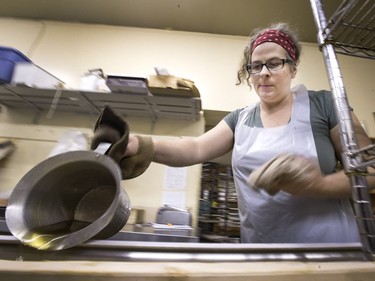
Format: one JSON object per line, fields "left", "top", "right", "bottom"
{"left": 148, "top": 75, "right": 200, "bottom": 97}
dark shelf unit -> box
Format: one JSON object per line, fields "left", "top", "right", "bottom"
{"left": 198, "top": 162, "right": 240, "bottom": 243}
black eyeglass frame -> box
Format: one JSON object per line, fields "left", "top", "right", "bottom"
{"left": 246, "top": 58, "right": 294, "bottom": 75}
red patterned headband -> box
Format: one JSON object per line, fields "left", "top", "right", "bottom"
{"left": 252, "top": 29, "right": 298, "bottom": 62}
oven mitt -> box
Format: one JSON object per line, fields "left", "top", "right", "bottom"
{"left": 114, "top": 136, "right": 154, "bottom": 179}
{"left": 247, "top": 153, "right": 313, "bottom": 195}
{"left": 90, "top": 105, "right": 129, "bottom": 151}
{"left": 91, "top": 105, "right": 154, "bottom": 179}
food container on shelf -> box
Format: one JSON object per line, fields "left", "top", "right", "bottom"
{"left": 0, "top": 46, "right": 32, "bottom": 84}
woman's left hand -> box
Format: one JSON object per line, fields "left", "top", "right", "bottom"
{"left": 247, "top": 153, "right": 325, "bottom": 196}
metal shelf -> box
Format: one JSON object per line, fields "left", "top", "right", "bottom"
{"left": 317, "top": 0, "right": 375, "bottom": 59}
{"left": 0, "top": 85, "right": 202, "bottom": 121}
{"left": 310, "top": 0, "right": 375, "bottom": 258}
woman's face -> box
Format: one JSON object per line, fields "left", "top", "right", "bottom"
{"left": 250, "top": 42, "right": 296, "bottom": 104}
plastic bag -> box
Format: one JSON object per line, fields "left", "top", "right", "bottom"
{"left": 48, "top": 129, "right": 89, "bottom": 158}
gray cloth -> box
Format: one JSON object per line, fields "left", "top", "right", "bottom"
{"left": 247, "top": 153, "right": 316, "bottom": 195}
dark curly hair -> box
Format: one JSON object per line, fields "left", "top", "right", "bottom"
{"left": 236, "top": 22, "right": 302, "bottom": 88}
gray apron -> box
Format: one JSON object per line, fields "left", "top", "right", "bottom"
{"left": 232, "top": 84, "right": 360, "bottom": 243}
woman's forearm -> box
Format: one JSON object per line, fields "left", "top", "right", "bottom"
{"left": 151, "top": 120, "right": 235, "bottom": 167}
{"left": 153, "top": 138, "right": 202, "bottom": 167}
{"left": 320, "top": 167, "right": 375, "bottom": 199}
{"left": 320, "top": 170, "right": 352, "bottom": 198}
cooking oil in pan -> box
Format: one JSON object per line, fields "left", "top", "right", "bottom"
{"left": 24, "top": 219, "right": 92, "bottom": 250}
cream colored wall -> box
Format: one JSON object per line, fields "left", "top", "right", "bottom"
{"left": 0, "top": 18, "right": 257, "bottom": 111}
{"left": 1, "top": 18, "right": 374, "bottom": 134}
{"left": 0, "top": 18, "right": 374, "bottom": 226}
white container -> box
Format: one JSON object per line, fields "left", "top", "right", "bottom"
{"left": 11, "top": 62, "right": 64, "bottom": 89}
{"left": 80, "top": 73, "right": 110, "bottom": 92}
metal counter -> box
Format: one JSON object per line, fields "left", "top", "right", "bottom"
{"left": 0, "top": 234, "right": 369, "bottom": 262}
{"left": 0, "top": 218, "right": 372, "bottom": 262}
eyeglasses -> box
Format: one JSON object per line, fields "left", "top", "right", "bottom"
{"left": 246, "top": 58, "right": 293, "bottom": 74}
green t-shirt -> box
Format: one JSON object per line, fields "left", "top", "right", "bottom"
{"left": 224, "top": 90, "right": 339, "bottom": 174}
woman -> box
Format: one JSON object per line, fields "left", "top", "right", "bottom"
{"left": 95, "top": 22, "right": 374, "bottom": 243}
